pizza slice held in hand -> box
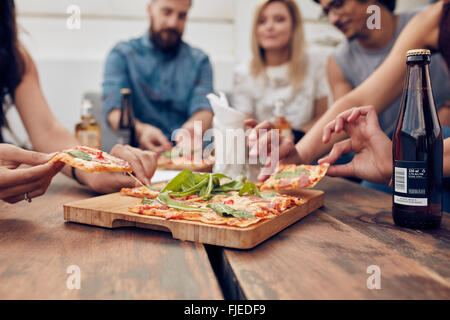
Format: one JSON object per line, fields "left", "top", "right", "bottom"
{"left": 51, "top": 146, "right": 132, "bottom": 173}
{"left": 260, "top": 163, "right": 329, "bottom": 191}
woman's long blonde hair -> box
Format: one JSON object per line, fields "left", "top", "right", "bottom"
{"left": 250, "top": 0, "right": 306, "bottom": 91}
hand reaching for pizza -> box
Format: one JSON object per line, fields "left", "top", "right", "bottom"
{"left": 245, "top": 119, "right": 302, "bottom": 182}
{"left": 136, "top": 122, "right": 172, "bottom": 153}
{"left": 174, "top": 121, "right": 203, "bottom": 156}
{"left": 0, "top": 144, "right": 64, "bottom": 203}
{"left": 318, "top": 105, "right": 392, "bottom": 184}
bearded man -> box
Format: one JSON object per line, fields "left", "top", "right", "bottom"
{"left": 103, "top": 0, "right": 214, "bottom": 152}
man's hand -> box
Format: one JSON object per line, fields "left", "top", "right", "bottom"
{"left": 136, "top": 122, "right": 172, "bottom": 153}
{"left": 245, "top": 119, "right": 302, "bottom": 181}
{"left": 318, "top": 106, "right": 392, "bottom": 184}
{"left": 174, "top": 110, "right": 213, "bottom": 155}
{"left": 0, "top": 144, "right": 64, "bottom": 203}
{"left": 174, "top": 121, "right": 203, "bottom": 156}
{"left": 78, "top": 144, "right": 158, "bottom": 194}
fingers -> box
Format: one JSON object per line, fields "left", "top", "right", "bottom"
{"left": 324, "top": 162, "right": 356, "bottom": 178}
{"left": 322, "top": 106, "right": 377, "bottom": 143}
{"left": 244, "top": 119, "right": 259, "bottom": 128}
{"left": 0, "top": 161, "right": 63, "bottom": 203}
{"left": 248, "top": 120, "right": 274, "bottom": 158}
{"left": 0, "top": 144, "right": 54, "bottom": 166}
{"left": 1, "top": 177, "right": 53, "bottom": 204}
{"left": 110, "top": 145, "right": 147, "bottom": 185}
{"left": 322, "top": 119, "right": 337, "bottom": 144}
{"left": 132, "top": 149, "right": 157, "bottom": 185}
{"left": 318, "top": 139, "right": 353, "bottom": 165}
{"left": 138, "top": 127, "right": 172, "bottom": 152}
{"left": 110, "top": 145, "right": 156, "bottom": 185}
{"left": 153, "top": 132, "right": 172, "bottom": 151}
{"left": 0, "top": 160, "right": 64, "bottom": 189}
{"left": 258, "top": 160, "right": 278, "bottom": 182}
{"left": 86, "top": 172, "right": 136, "bottom": 194}
{"left": 346, "top": 105, "right": 375, "bottom": 122}
{"left": 141, "top": 140, "right": 165, "bottom": 153}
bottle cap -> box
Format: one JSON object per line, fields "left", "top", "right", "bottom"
{"left": 406, "top": 49, "right": 431, "bottom": 57}
{"left": 120, "top": 88, "right": 131, "bottom": 95}
{"left": 81, "top": 99, "right": 93, "bottom": 114}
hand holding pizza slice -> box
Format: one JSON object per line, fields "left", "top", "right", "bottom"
{"left": 51, "top": 145, "right": 157, "bottom": 194}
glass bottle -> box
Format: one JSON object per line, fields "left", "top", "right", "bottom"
{"left": 392, "top": 49, "right": 443, "bottom": 229}
{"left": 75, "top": 99, "right": 101, "bottom": 149}
{"left": 117, "top": 88, "right": 138, "bottom": 147}
{"left": 271, "top": 99, "right": 294, "bottom": 141}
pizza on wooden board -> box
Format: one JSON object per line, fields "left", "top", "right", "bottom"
{"left": 121, "top": 166, "right": 326, "bottom": 228}
{"left": 51, "top": 146, "right": 132, "bottom": 173}
{"left": 260, "top": 163, "right": 329, "bottom": 191}
{"left": 127, "top": 191, "right": 306, "bottom": 228}
{"left": 157, "top": 148, "right": 214, "bottom": 169}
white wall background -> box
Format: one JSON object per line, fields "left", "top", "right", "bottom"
{"left": 7, "top": 0, "right": 431, "bottom": 146}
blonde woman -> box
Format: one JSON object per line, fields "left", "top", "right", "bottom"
{"left": 233, "top": 0, "right": 329, "bottom": 142}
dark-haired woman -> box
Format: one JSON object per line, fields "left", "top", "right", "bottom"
{"left": 0, "top": 1, "right": 157, "bottom": 204}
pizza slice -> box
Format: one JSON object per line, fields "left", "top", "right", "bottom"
{"left": 260, "top": 163, "right": 329, "bottom": 191}
{"left": 51, "top": 146, "right": 132, "bottom": 173}
{"left": 120, "top": 185, "right": 160, "bottom": 199}
{"left": 157, "top": 148, "right": 214, "bottom": 170}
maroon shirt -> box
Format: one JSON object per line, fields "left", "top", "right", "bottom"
{"left": 439, "top": 0, "right": 450, "bottom": 69}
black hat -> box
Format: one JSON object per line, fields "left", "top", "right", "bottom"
{"left": 312, "top": 0, "right": 396, "bottom": 13}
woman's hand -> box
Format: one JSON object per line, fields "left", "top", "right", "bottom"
{"left": 245, "top": 119, "right": 301, "bottom": 181}
{"left": 0, "top": 144, "right": 65, "bottom": 203}
{"left": 77, "top": 144, "right": 158, "bottom": 194}
{"left": 318, "top": 106, "right": 392, "bottom": 184}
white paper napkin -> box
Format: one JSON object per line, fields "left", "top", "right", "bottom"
{"left": 206, "top": 92, "right": 247, "bottom": 178}
{"left": 151, "top": 170, "right": 182, "bottom": 183}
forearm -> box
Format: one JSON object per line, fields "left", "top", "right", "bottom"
{"left": 438, "top": 106, "right": 450, "bottom": 127}
{"left": 32, "top": 120, "right": 81, "bottom": 179}
{"left": 107, "top": 109, "right": 121, "bottom": 132}
{"left": 445, "top": 138, "right": 450, "bottom": 177}
{"left": 300, "top": 97, "right": 328, "bottom": 133}
{"left": 300, "top": 117, "right": 321, "bottom": 133}
{"left": 185, "top": 109, "right": 213, "bottom": 133}
{"left": 295, "top": 93, "right": 362, "bottom": 164}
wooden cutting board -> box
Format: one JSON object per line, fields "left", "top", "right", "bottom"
{"left": 63, "top": 189, "right": 324, "bottom": 249}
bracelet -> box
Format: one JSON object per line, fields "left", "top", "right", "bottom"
{"left": 71, "top": 167, "right": 85, "bottom": 186}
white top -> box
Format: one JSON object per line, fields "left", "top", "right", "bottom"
{"left": 233, "top": 49, "right": 330, "bottom": 130}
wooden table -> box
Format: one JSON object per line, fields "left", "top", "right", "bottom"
{"left": 215, "top": 177, "right": 450, "bottom": 299}
{"left": 0, "top": 174, "right": 448, "bottom": 299}
{"left": 0, "top": 175, "right": 222, "bottom": 299}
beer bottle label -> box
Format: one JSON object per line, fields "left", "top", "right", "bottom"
{"left": 77, "top": 130, "right": 100, "bottom": 149}
{"left": 393, "top": 160, "right": 428, "bottom": 206}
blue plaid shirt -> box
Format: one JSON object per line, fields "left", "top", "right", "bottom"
{"left": 102, "top": 32, "right": 214, "bottom": 139}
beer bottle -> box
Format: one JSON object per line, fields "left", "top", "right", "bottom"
{"left": 117, "top": 88, "right": 138, "bottom": 147}
{"left": 392, "top": 49, "right": 443, "bottom": 229}
{"left": 75, "top": 99, "right": 101, "bottom": 149}
{"left": 271, "top": 99, "right": 294, "bottom": 141}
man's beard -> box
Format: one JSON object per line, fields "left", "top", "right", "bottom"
{"left": 150, "top": 24, "right": 182, "bottom": 53}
